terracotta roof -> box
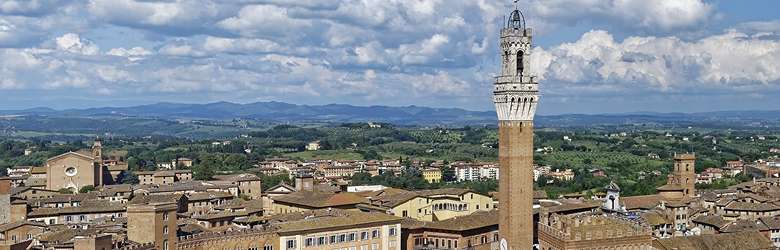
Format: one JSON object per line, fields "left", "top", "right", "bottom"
{"left": 136, "top": 170, "right": 191, "bottom": 176}
{"left": 692, "top": 215, "right": 729, "bottom": 229}
{"left": 621, "top": 194, "right": 664, "bottom": 210}
{"left": 146, "top": 180, "right": 235, "bottom": 193}
{"left": 25, "top": 178, "right": 46, "bottom": 187}
{"left": 416, "top": 188, "right": 475, "bottom": 197}
{"left": 640, "top": 211, "right": 672, "bottom": 226}
{"left": 370, "top": 191, "right": 420, "bottom": 208}
{"left": 28, "top": 193, "right": 99, "bottom": 205}
{"left": 187, "top": 191, "right": 233, "bottom": 202}
{"left": 273, "top": 191, "right": 367, "bottom": 208}
{"left": 193, "top": 211, "right": 243, "bottom": 221}
{"left": 423, "top": 210, "right": 498, "bottom": 231}
{"left": 10, "top": 186, "right": 58, "bottom": 197}
{"left": 354, "top": 188, "right": 406, "bottom": 199}
{"left": 269, "top": 209, "right": 401, "bottom": 235}
{"left": 28, "top": 201, "right": 126, "bottom": 217}
{"left": 656, "top": 183, "right": 684, "bottom": 191}
{"left": 129, "top": 193, "right": 185, "bottom": 205}
{"left": 700, "top": 192, "right": 719, "bottom": 202}
{"left": 97, "top": 184, "right": 133, "bottom": 197}
{"left": 213, "top": 173, "right": 261, "bottom": 182}
{"left": 544, "top": 200, "right": 601, "bottom": 214}
{"left": 759, "top": 216, "right": 780, "bottom": 230}
{"left": 213, "top": 199, "right": 264, "bottom": 211}
{"left": 653, "top": 231, "right": 774, "bottom": 250}
{"left": 0, "top": 221, "right": 47, "bottom": 232}
{"left": 180, "top": 223, "right": 207, "bottom": 234}
{"left": 721, "top": 219, "right": 770, "bottom": 233}
{"left": 266, "top": 181, "right": 295, "bottom": 193}
{"left": 724, "top": 201, "right": 780, "bottom": 212}
{"left": 154, "top": 171, "right": 176, "bottom": 177}
{"left": 399, "top": 217, "right": 428, "bottom": 230}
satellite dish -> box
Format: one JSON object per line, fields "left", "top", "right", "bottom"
{"left": 500, "top": 238, "right": 508, "bottom": 250}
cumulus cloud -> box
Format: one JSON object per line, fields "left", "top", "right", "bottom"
{"left": 202, "top": 36, "right": 282, "bottom": 54}
{"left": 217, "top": 4, "right": 312, "bottom": 39}
{"left": 736, "top": 20, "right": 780, "bottom": 34}
{"left": 87, "top": 0, "right": 228, "bottom": 35}
{"left": 107, "top": 47, "right": 153, "bottom": 61}
{"left": 0, "top": 0, "right": 777, "bottom": 112}
{"left": 0, "top": 0, "right": 67, "bottom": 16}
{"left": 535, "top": 30, "right": 780, "bottom": 96}
{"left": 525, "top": 0, "right": 714, "bottom": 32}
{"left": 55, "top": 33, "right": 99, "bottom": 55}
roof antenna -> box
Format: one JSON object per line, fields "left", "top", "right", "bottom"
{"left": 515, "top": 0, "right": 519, "bottom": 10}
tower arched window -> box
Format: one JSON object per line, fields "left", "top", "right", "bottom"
{"left": 516, "top": 50, "right": 524, "bottom": 76}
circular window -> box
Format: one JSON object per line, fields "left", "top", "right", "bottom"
{"left": 65, "top": 167, "right": 77, "bottom": 177}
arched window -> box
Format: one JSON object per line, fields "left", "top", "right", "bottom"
{"left": 516, "top": 50, "right": 524, "bottom": 76}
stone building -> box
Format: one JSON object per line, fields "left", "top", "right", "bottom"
{"left": 537, "top": 212, "right": 653, "bottom": 250}
{"left": 127, "top": 202, "right": 178, "bottom": 250}
{"left": 176, "top": 209, "right": 402, "bottom": 250}
{"left": 492, "top": 4, "right": 540, "bottom": 249}
{"left": 212, "top": 173, "right": 263, "bottom": 199}
{"left": 0, "top": 178, "right": 10, "bottom": 225}
{"left": 653, "top": 231, "right": 775, "bottom": 250}
{"left": 136, "top": 170, "right": 193, "bottom": 185}
{"left": 453, "top": 162, "right": 499, "bottom": 182}
{"left": 176, "top": 229, "right": 279, "bottom": 250}
{"left": 45, "top": 151, "right": 101, "bottom": 191}
{"left": 42, "top": 138, "right": 128, "bottom": 191}
{"left": 186, "top": 191, "right": 234, "bottom": 216}
{"left": 401, "top": 210, "right": 499, "bottom": 250}
{"left": 363, "top": 188, "right": 494, "bottom": 222}
{"left": 272, "top": 209, "right": 402, "bottom": 250}
{"left": 73, "top": 234, "right": 114, "bottom": 250}
{"left": 0, "top": 221, "right": 46, "bottom": 244}
{"left": 272, "top": 191, "right": 367, "bottom": 214}
{"left": 421, "top": 168, "right": 442, "bottom": 183}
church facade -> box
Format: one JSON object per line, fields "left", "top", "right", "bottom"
{"left": 44, "top": 139, "right": 125, "bottom": 191}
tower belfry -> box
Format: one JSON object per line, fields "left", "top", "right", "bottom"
{"left": 495, "top": 3, "right": 538, "bottom": 250}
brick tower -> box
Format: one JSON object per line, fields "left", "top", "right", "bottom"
{"left": 494, "top": 4, "right": 539, "bottom": 250}
{"left": 673, "top": 153, "right": 696, "bottom": 197}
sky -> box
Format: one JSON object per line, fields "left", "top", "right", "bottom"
{"left": 0, "top": 0, "right": 779, "bottom": 115}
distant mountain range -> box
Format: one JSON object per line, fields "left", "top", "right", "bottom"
{"left": 1, "top": 102, "right": 779, "bottom": 127}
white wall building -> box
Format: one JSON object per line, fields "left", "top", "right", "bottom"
{"left": 454, "top": 164, "right": 499, "bottom": 182}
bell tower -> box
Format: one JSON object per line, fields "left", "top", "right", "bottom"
{"left": 92, "top": 137, "right": 103, "bottom": 164}
{"left": 495, "top": 2, "right": 539, "bottom": 250}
